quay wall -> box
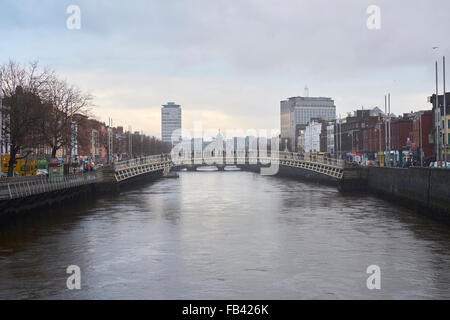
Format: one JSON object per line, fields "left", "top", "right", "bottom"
{"left": 0, "top": 183, "right": 96, "bottom": 228}
{"left": 367, "top": 167, "right": 450, "bottom": 223}
{"left": 0, "top": 166, "right": 165, "bottom": 228}
{"left": 277, "top": 165, "right": 339, "bottom": 185}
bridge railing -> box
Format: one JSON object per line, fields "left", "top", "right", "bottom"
{"left": 0, "top": 171, "right": 100, "bottom": 200}
{"left": 114, "top": 154, "right": 171, "bottom": 171}
{"left": 278, "top": 152, "right": 345, "bottom": 168}
{"left": 170, "top": 151, "right": 345, "bottom": 168}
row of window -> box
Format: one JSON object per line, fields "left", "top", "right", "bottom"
{"left": 295, "top": 109, "right": 335, "bottom": 125}
{"left": 443, "top": 133, "right": 450, "bottom": 145}
{"left": 441, "top": 119, "right": 450, "bottom": 129}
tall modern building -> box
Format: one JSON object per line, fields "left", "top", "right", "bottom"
{"left": 161, "top": 102, "right": 182, "bottom": 145}
{"left": 280, "top": 96, "right": 336, "bottom": 151}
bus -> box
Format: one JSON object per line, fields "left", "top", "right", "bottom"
{"left": 1, "top": 154, "right": 38, "bottom": 176}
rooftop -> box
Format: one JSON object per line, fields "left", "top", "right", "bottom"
{"left": 162, "top": 102, "right": 180, "bottom": 108}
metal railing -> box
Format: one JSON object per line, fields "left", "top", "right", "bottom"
{"left": 0, "top": 171, "right": 100, "bottom": 200}
{"left": 114, "top": 154, "right": 171, "bottom": 171}
{"left": 170, "top": 151, "right": 345, "bottom": 168}
{"left": 0, "top": 152, "right": 347, "bottom": 201}
{"left": 278, "top": 152, "right": 345, "bottom": 168}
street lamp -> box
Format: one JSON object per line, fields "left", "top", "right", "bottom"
{"left": 433, "top": 47, "right": 441, "bottom": 163}
{"left": 443, "top": 56, "right": 447, "bottom": 167}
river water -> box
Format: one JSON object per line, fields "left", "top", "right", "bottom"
{"left": 0, "top": 171, "right": 449, "bottom": 299}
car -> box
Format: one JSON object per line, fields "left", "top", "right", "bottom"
{"left": 429, "top": 161, "right": 450, "bottom": 168}
{"left": 36, "top": 169, "right": 49, "bottom": 176}
{"left": 1, "top": 171, "right": 21, "bottom": 178}
{"left": 366, "top": 160, "right": 378, "bottom": 166}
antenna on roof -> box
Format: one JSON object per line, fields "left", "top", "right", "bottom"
{"left": 304, "top": 85, "right": 309, "bottom": 97}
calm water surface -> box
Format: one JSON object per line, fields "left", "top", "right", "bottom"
{"left": 0, "top": 171, "right": 449, "bottom": 299}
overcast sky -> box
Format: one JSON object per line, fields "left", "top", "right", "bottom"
{"left": 1, "top": 0, "right": 449, "bottom": 137}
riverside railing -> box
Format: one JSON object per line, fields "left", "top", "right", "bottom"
{"left": 0, "top": 171, "right": 100, "bottom": 201}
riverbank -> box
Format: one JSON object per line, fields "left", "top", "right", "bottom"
{"left": 367, "top": 167, "right": 450, "bottom": 225}
{"left": 0, "top": 168, "right": 166, "bottom": 230}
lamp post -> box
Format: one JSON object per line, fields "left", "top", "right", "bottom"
{"left": 444, "top": 56, "right": 447, "bottom": 167}
{"left": 339, "top": 115, "right": 342, "bottom": 160}
{"left": 435, "top": 61, "right": 441, "bottom": 163}
{"left": 388, "top": 93, "right": 395, "bottom": 166}
{"left": 384, "top": 95, "right": 388, "bottom": 166}
{"left": 419, "top": 113, "right": 423, "bottom": 167}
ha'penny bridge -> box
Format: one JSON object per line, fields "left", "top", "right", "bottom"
{"left": 112, "top": 151, "right": 352, "bottom": 181}
{"left": 1, "top": 151, "right": 450, "bottom": 225}
{"left": 0, "top": 152, "right": 360, "bottom": 211}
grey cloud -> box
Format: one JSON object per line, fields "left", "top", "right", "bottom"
{"left": 1, "top": 0, "right": 449, "bottom": 128}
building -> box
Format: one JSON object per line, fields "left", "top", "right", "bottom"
{"left": 304, "top": 120, "right": 322, "bottom": 153}
{"left": 72, "top": 115, "right": 107, "bottom": 161}
{"left": 429, "top": 92, "right": 450, "bottom": 161}
{"left": 280, "top": 96, "right": 336, "bottom": 151}
{"left": 326, "top": 122, "right": 335, "bottom": 155}
{"left": 161, "top": 102, "right": 182, "bottom": 146}
{"left": 71, "top": 121, "right": 78, "bottom": 157}
{"left": 296, "top": 126, "right": 305, "bottom": 153}
{"left": 339, "top": 108, "right": 384, "bottom": 157}
{"left": 390, "top": 114, "right": 414, "bottom": 151}
{"left": 319, "top": 121, "right": 328, "bottom": 153}
{"left": 410, "top": 110, "right": 433, "bottom": 164}
{"left": 336, "top": 108, "right": 423, "bottom": 165}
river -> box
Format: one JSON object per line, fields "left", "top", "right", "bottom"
{"left": 0, "top": 171, "right": 449, "bottom": 299}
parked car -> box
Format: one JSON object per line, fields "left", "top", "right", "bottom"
{"left": 366, "top": 160, "right": 378, "bottom": 166}
{"left": 429, "top": 161, "right": 450, "bottom": 168}
{"left": 36, "top": 169, "right": 49, "bottom": 176}
{"left": 1, "top": 171, "right": 21, "bottom": 178}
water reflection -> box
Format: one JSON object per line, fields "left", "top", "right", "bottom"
{"left": 0, "top": 171, "right": 449, "bottom": 299}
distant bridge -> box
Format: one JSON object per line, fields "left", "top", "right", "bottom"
{"left": 113, "top": 154, "right": 172, "bottom": 182}
{"left": 0, "top": 152, "right": 363, "bottom": 217}
{"left": 170, "top": 151, "right": 346, "bottom": 180}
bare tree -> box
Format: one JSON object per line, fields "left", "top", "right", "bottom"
{"left": 1, "top": 61, "right": 52, "bottom": 177}
{"left": 39, "top": 77, "right": 92, "bottom": 158}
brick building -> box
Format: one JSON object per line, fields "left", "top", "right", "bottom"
{"left": 338, "top": 108, "right": 384, "bottom": 157}
{"left": 390, "top": 114, "right": 414, "bottom": 151}
{"left": 410, "top": 110, "right": 433, "bottom": 163}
